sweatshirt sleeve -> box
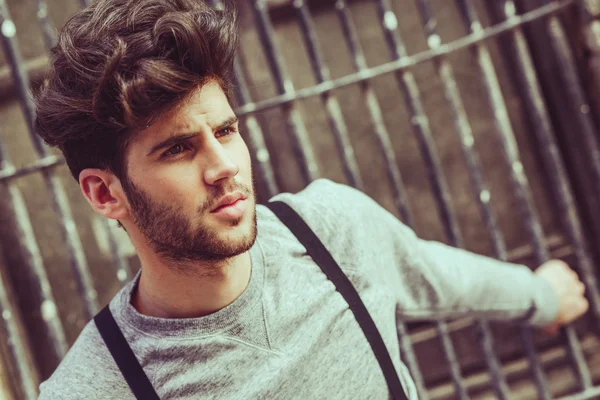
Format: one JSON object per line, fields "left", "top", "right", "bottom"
{"left": 282, "top": 179, "right": 559, "bottom": 328}
{"left": 365, "top": 194, "right": 559, "bottom": 328}
{"left": 396, "top": 231, "right": 559, "bottom": 327}
{"left": 274, "top": 179, "right": 559, "bottom": 328}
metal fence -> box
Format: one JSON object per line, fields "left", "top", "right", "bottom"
{"left": 0, "top": 0, "right": 599, "bottom": 399}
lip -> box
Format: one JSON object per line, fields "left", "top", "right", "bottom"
{"left": 211, "top": 198, "right": 248, "bottom": 221}
{"left": 210, "top": 192, "right": 248, "bottom": 221}
{"left": 211, "top": 192, "right": 246, "bottom": 213}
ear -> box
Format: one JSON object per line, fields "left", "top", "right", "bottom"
{"left": 79, "top": 168, "right": 129, "bottom": 221}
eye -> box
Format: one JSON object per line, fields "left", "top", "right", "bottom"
{"left": 216, "top": 126, "right": 238, "bottom": 138}
{"left": 162, "top": 143, "right": 190, "bottom": 158}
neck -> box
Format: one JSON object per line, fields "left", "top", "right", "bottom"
{"left": 131, "top": 250, "right": 252, "bottom": 319}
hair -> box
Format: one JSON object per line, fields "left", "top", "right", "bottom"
{"left": 34, "top": 0, "right": 238, "bottom": 181}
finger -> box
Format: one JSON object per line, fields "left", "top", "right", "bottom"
{"left": 581, "top": 298, "right": 590, "bottom": 313}
{"left": 553, "top": 259, "right": 569, "bottom": 269}
{"left": 559, "top": 260, "right": 574, "bottom": 274}
{"left": 571, "top": 298, "right": 590, "bottom": 319}
{"left": 565, "top": 267, "right": 578, "bottom": 279}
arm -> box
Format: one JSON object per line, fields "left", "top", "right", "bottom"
{"left": 387, "top": 210, "right": 587, "bottom": 331}
{"left": 398, "top": 235, "right": 559, "bottom": 326}
{"left": 279, "top": 179, "right": 586, "bottom": 330}
{"left": 390, "top": 212, "right": 587, "bottom": 330}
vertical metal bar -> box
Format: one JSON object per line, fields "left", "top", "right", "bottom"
{"left": 0, "top": 260, "right": 39, "bottom": 400}
{"left": 250, "top": 0, "right": 320, "bottom": 184}
{"left": 580, "top": 0, "right": 600, "bottom": 118}
{"left": 292, "top": 0, "right": 365, "bottom": 190}
{"left": 104, "top": 219, "right": 133, "bottom": 284}
{"left": 416, "top": 0, "right": 551, "bottom": 396}
{"left": 335, "top": 0, "right": 413, "bottom": 228}
{"left": 534, "top": 0, "right": 600, "bottom": 222}
{"left": 454, "top": 0, "right": 592, "bottom": 396}
{"left": 493, "top": 0, "right": 600, "bottom": 319}
{"left": 494, "top": 0, "right": 600, "bottom": 326}
{"left": 35, "top": 0, "right": 133, "bottom": 287}
{"left": 373, "top": 0, "right": 502, "bottom": 398}
{"left": 232, "top": 56, "right": 280, "bottom": 198}
{"left": 410, "top": 3, "right": 523, "bottom": 398}
{"left": 232, "top": 58, "right": 280, "bottom": 198}
{"left": 424, "top": 44, "right": 514, "bottom": 399}
{"left": 493, "top": 0, "right": 600, "bottom": 389}
{"left": 0, "top": 144, "right": 68, "bottom": 361}
{"left": 0, "top": 1, "right": 98, "bottom": 317}
{"left": 35, "top": 0, "right": 56, "bottom": 51}
{"left": 334, "top": 0, "right": 424, "bottom": 396}
{"left": 208, "top": 0, "right": 279, "bottom": 198}
{"left": 458, "top": 0, "right": 592, "bottom": 392}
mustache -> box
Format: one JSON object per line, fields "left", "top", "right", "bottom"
{"left": 198, "top": 182, "right": 254, "bottom": 213}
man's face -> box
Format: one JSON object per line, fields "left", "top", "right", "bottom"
{"left": 122, "top": 80, "right": 256, "bottom": 264}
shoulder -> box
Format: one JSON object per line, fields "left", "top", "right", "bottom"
{"left": 258, "top": 179, "right": 410, "bottom": 258}
{"left": 277, "top": 178, "right": 367, "bottom": 204}
{"left": 268, "top": 178, "right": 382, "bottom": 225}
{"left": 38, "top": 318, "right": 132, "bottom": 400}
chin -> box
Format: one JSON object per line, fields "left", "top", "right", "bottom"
{"left": 214, "top": 206, "right": 257, "bottom": 240}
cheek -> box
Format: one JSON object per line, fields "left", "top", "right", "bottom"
{"left": 151, "top": 165, "right": 203, "bottom": 199}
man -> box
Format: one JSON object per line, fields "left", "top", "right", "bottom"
{"left": 35, "top": 0, "right": 588, "bottom": 399}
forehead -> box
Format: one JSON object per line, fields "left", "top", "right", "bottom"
{"left": 134, "top": 80, "right": 233, "bottom": 144}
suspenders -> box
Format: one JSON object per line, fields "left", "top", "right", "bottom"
{"left": 94, "top": 201, "right": 409, "bottom": 400}
{"left": 95, "top": 306, "right": 161, "bottom": 400}
{"left": 266, "top": 202, "right": 409, "bottom": 400}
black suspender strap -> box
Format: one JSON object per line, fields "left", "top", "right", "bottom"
{"left": 94, "top": 305, "right": 160, "bottom": 400}
{"left": 266, "top": 201, "right": 409, "bottom": 400}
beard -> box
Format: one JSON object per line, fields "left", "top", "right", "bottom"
{"left": 122, "top": 177, "right": 257, "bottom": 266}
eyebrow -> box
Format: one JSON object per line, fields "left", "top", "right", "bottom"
{"left": 146, "top": 116, "right": 239, "bottom": 157}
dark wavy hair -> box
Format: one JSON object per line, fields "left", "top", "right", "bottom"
{"left": 34, "top": 0, "right": 238, "bottom": 181}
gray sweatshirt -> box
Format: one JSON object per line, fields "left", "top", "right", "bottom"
{"left": 38, "top": 179, "right": 558, "bottom": 399}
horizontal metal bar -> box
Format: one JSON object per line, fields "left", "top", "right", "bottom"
{"left": 428, "top": 334, "right": 600, "bottom": 400}
{"left": 557, "top": 387, "right": 600, "bottom": 400}
{"left": 0, "top": 0, "right": 572, "bottom": 114}
{"left": 235, "top": 0, "right": 573, "bottom": 117}
{"left": 0, "top": 155, "right": 64, "bottom": 183}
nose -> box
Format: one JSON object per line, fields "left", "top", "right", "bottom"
{"left": 203, "top": 139, "right": 239, "bottom": 185}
